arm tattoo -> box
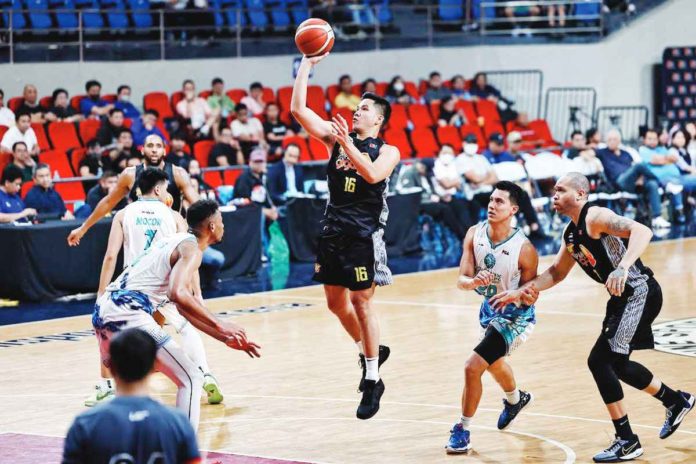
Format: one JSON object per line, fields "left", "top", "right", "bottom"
{"left": 607, "top": 215, "right": 633, "bottom": 235}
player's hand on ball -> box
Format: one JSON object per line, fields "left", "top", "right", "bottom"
{"left": 330, "top": 114, "right": 351, "bottom": 145}
{"left": 605, "top": 266, "right": 627, "bottom": 297}
{"left": 303, "top": 52, "right": 329, "bottom": 66}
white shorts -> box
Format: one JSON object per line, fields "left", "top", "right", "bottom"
{"left": 156, "top": 302, "right": 189, "bottom": 333}
{"left": 478, "top": 322, "right": 535, "bottom": 357}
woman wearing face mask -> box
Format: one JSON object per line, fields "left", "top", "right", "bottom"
{"left": 386, "top": 76, "right": 414, "bottom": 106}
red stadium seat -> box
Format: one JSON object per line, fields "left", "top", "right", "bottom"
{"left": 170, "top": 91, "right": 184, "bottom": 114}
{"left": 330, "top": 108, "right": 353, "bottom": 131}
{"left": 48, "top": 122, "right": 81, "bottom": 151}
{"left": 0, "top": 152, "right": 11, "bottom": 173}
{"left": 309, "top": 137, "right": 329, "bottom": 159}
{"left": 482, "top": 120, "right": 505, "bottom": 139}
{"left": 193, "top": 140, "right": 216, "bottom": 168}
{"left": 386, "top": 104, "right": 408, "bottom": 131}
{"left": 31, "top": 123, "right": 51, "bottom": 151}
{"left": 403, "top": 81, "right": 420, "bottom": 100}
{"left": 70, "top": 95, "right": 86, "bottom": 112}
{"left": 226, "top": 89, "right": 247, "bottom": 104}
{"left": 282, "top": 136, "right": 312, "bottom": 162}
{"left": 306, "top": 86, "right": 328, "bottom": 118}
{"left": 21, "top": 180, "right": 34, "bottom": 198}
{"left": 529, "top": 119, "right": 557, "bottom": 145}
{"left": 460, "top": 124, "right": 486, "bottom": 147}
{"left": 0, "top": 125, "right": 8, "bottom": 141}
{"left": 39, "top": 96, "right": 54, "bottom": 108}
{"left": 78, "top": 119, "right": 101, "bottom": 145}
{"left": 262, "top": 87, "right": 276, "bottom": 104}
{"left": 203, "top": 170, "right": 223, "bottom": 188}
{"left": 326, "top": 84, "right": 340, "bottom": 104}
{"left": 70, "top": 148, "right": 86, "bottom": 175}
{"left": 410, "top": 127, "right": 439, "bottom": 158}
{"left": 102, "top": 94, "right": 117, "bottom": 103}
{"left": 417, "top": 80, "right": 428, "bottom": 96}
{"left": 198, "top": 90, "right": 212, "bottom": 99}
{"left": 276, "top": 86, "right": 293, "bottom": 112}
{"left": 383, "top": 128, "right": 413, "bottom": 159}
{"left": 39, "top": 149, "right": 73, "bottom": 177}
{"left": 455, "top": 100, "right": 478, "bottom": 124}
{"left": 143, "top": 92, "right": 174, "bottom": 119}
{"left": 7, "top": 97, "right": 24, "bottom": 112}
{"left": 436, "top": 126, "right": 463, "bottom": 149}
{"left": 475, "top": 99, "right": 501, "bottom": 123}
{"left": 223, "top": 168, "right": 243, "bottom": 186}
{"left": 407, "top": 104, "right": 434, "bottom": 128}
{"left": 55, "top": 180, "right": 86, "bottom": 203}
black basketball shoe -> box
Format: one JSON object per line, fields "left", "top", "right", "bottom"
{"left": 358, "top": 345, "right": 390, "bottom": 392}
{"left": 356, "top": 379, "right": 385, "bottom": 420}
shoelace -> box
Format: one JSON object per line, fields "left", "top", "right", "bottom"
{"left": 605, "top": 437, "right": 625, "bottom": 454}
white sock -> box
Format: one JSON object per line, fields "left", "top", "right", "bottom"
{"left": 505, "top": 389, "right": 520, "bottom": 405}
{"left": 459, "top": 415, "right": 472, "bottom": 430}
{"left": 356, "top": 340, "right": 364, "bottom": 355}
{"left": 180, "top": 324, "right": 211, "bottom": 374}
{"left": 365, "top": 357, "right": 379, "bottom": 381}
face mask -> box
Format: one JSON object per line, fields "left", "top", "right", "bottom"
{"left": 464, "top": 143, "right": 478, "bottom": 155}
{"left": 393, "top": 82, "right": 404, "bottom": 92}
{"left": 119, "top": 95, "right": 130, "bottom": 103}
{"left": 439, "top": 153, "right": 454, "bottom": 164}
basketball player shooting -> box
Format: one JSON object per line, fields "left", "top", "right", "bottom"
{"left": 491, "top": 173, "right": 694, "bottom": 462}
{"left": 291, "top": 53, "right": 400, "bottom": 419}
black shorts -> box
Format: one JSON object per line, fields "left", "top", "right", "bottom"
{"left": 602, "top": 277, "right": 662, "bottom": 354}
{"left": 313, "top": 228, "right": 392, "bottom": 291}
{"left": 474, "top": 326, "right": 507, "bottom": 365}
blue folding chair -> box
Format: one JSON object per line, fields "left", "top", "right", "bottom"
{"left": 287, "top": 0, "right": 307, "bottom": 26}
{"left": 49, "top": 0, "right": 79, "bottom": 29}
{"left": 574, "top": 0, "right": 601, "bottom": 24}
{"left": 267, "top": 0, "right": 290, "bottom": 28}
{"left": 219, "top": 0, "right": 247, "bottom": 27}
{"left": 206, "top": 0, "right": 226, "bottom": 28}
{"left": 126, "top": 0, "right": 151, "bottom": 29}
{"left": 99, "top": 0, "right": 129, "bottom": 29}
{"left": 79, "top": 0, "right": 105, "bottom": 30}
{"left": 471, "top": 0, "right": 496, "bottom": 20}
{"left": 26, "top": 0, "right": 53, "bottom": 29}
{"left": 438, "top": 0, "right": 462, "bottom": 21}
{"left": 245, "top": 0, "right": 268, "bottom": 29}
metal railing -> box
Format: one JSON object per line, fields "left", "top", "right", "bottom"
{"left": 595, "top": 105, "right": 649, "bottom": 144}
{"left": 544, "top": 87, "right": 597, "bottom": 142}
{"left": 484, "top": 69, "right": 543, "bottom": 119}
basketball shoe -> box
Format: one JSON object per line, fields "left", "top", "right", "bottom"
{"left": 84, "top": 379, "right": 115, "bottom": 407}
{"left": 497, "top": 390, "right": 534, "bottom": 430}
{"left": 660, "top": 391, "right": 694, "bottom": 439}
{"left": 203, "top": 373, "right": 224, "bottom": 405}
{"left": 445, "top": 423, "right": 471, "bottom": 454}
{"left": 592, "top": 434, "right": 643, "bottom": 462}
{"left": 358, "top": 345, "right": 390, "bottom": 392}
{"left": 356, "top": 379, "right": 384, "bottom": 419}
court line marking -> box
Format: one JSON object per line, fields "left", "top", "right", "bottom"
{"left": 203, "top": 417, "right": 576, "bottom": 464}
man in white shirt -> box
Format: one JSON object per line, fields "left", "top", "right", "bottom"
{"left": 0, "top": 89, "right": 16, "bottom": 127}
{"left": 231, "top": 103, "right": 266, "bottom": 162}
{"left": 1, "top": 112, "right": 39, "bottom": 155}
{"left": 433, "top": 144, "right": 462, "bottom": 200}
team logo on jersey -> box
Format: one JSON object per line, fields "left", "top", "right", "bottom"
{"left": 335, "top": 147, "right": 369, "bottom": 172}
{"left": 314, "top": 263, "right": 321, "bottom": 273}
{"left": 568, "top": 244, "right": 597, "bottom": 268}
{"left": 653, "top": 318, "right": 696, "bottom": 357}
{"left": 484, "top": 253, "right": 496, "bottom": 269}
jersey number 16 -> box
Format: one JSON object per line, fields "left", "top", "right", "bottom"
{"left": 344, "top": 177, "right": 356, "bottom": 193}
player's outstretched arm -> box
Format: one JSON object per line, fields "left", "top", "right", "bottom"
{"left": 290, "top": 54, "right": 335, "bottom": 147}
{"left": 67, "top": 169, "right": 133, "bottom": 246}
{"left": 456, "top": 226, "right": 495, "bottom": 291}
{"left": 97, "top": 210, "right": 125, "bottom": 297}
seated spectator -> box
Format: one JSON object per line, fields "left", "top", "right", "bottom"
{"left": 267, "top": 143, "right": 304, "bottom": 206}
{"left": 503, "top": 2, "right": 541, "bottom": 36}
{"left": 596, "top": 129, "right": 669, "bottom": 229}
{"left": 424, "top": 71, "right": 452, "bottom": 104}
{"left": 506, "top": 131, "right": 531, "bottom": 163}
{"left": 670, "top": 129, "right": 696, "bottom": 175}
{"left": 209, "top": 127, "right": 243, "bottom": 167}
{"left": 103, "top": 128, "right": 139, "bottom": 173}
{"left": 508, "top": 112, "right": 545, "bottom": 147}
{"left": 658, "top": 128, "right": 671, "bottom": 149}
{"left": 11, "top": 141, "right": 36, "bottom": 182}
{"left": 79, "top": 139, "right": 103, "bottom": 177}
{"left": 62, "top": 329, "right": 201, "bottom": 464}
{"left": 433, "top": 144, "right": 462, "bottom": 200}
{"left": 263, "top": 103, "right": 293, "bottom": 160}
{"left": 450, "top": 74, "right": 472, "bottom": 101}
{"left": 45, "top": 88, "right": 84, "bottom": 123}
{"left": 437, "top": 96, "right": 467, "bottom": 128}
{"left": 187, "top": 159, "right": 218, "bottom": 205}
{"left": 562, "top": 130, "right": 604, "bottom": 175}
{"left": 127, "top": 154, "right": 143, "bottom": 167}
{"left": 17, "top": 84, "right": 46, "bottom": 124}
{"left": 547, "top": 1, "right": 566, "bottom": 29}
{"left": 386, "top": 76, "right": 414, "bottom": 106}
{"left": 0, "top": 89, "right": 15, "bottom": 127}
{"left": 24, "top": 163, "right": 73, "bottom": 220}
{"left": 165, "top": 132, "right": 193, "bottom": 170}
{"left": 1, "top": 112, "right": 39, "bottom": 156}
{"left": 0, "top": 165, "right": 36, "bottom": 223}
{"left": 114, "top": 85, "right": 141, "bottom": 120}
{"left": 334, "top": 75, "right": 361, "bottom": 111}
{"left": 97, "top": 108, "right": 126, "bottom": 147}
{"left": 470, "top": 72, "right": 501, "bottom": 103}
{"left": 231, "top": 103, "right": 265, "bottom": 163}
{"left": 240, "top": 82, "right": 267, "bottom": 116}
{"left": 81, "top": 80, "right": 114, "bottom": 118}
{"left": 207, "top": 77, "right": 236, "bottom": 120}
{"left": 603, "top": 0, "right": 636, "bottom": 14}
{"left": 233, "top": 147, "right": 278, "bottom": 223}
{"left": 176, "top": 80, "right": 218, "bottom": 139}
{"left": 361, "top": 78, "right": 378, "bottom": 95}
{"left": 482, "top": 132, "right": 517, "bottom": 164}
{"left": 85, "top": 171, "right": 127, "bottom": 212}
{"left": 133, "top": 109, "right": 168, "bottom": 147}
{"left": 685, "top": 122, "right": 696, "bottom": 159}
{"left": 585, "top": 127, "right": 602, "bottom": 149}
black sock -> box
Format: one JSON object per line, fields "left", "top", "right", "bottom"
{"left": 612, "top": 415, "right": 633, "bottom": 440}
{"left": 654, "top": 383, "right": 686, "bottom": 408}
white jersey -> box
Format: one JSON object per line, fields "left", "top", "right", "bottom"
{"left": 472, "top": 221, "right": 527, "bottom": 298}
{"left": 105, "top": 233, "right": 195, "bottom": 311}
{"left": 121, "top": 198, "right": 178, "bottom": 266}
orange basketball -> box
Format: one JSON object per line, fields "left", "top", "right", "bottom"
{"left": 164, "top": 192, "right": 174, "bottom": 208}
{"left": 295, "top": 18, "right": 334, "bottom": 57}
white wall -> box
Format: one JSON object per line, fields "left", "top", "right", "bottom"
{"left": 0, "top": 0, "right": 692, "bottom": 115}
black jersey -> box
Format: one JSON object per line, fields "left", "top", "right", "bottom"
{"left": 324, "top": 134, "right": 389, "bottom": 237}
{"left": 129, "top": 162, "right": 183, "bottom": 212}
{"left": 563, "top": 203, "right": 652, "bottom": 288}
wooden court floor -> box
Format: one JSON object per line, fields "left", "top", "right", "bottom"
{"left": 1, "top": 238, "right": 696, "bottom": 463}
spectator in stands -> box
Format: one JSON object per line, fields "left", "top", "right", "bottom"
{"left": 596, "top": 129, "right": 669, "bottom": 229}
{"left": 685, "top": 122, "right": 696, "bottom": 159}
{"left": 0, "top": 89, "right": 16, "bottom": 127}
{"left": 506, "top": 131, "right": 530, "bottom": 163}
{"left": 186, "top": 160, "right": 218, "bottom": 205}
{"left": 424, "top": 71, "right": 452, "bottom": 104}
{"left": 103, "top": 128, "right": 138, "bottom": 173}
{"left": 45, "top": 89, "right": 84, "bottom": 123}
{"left": 79, "top": 139, "right": 103, "bottom": 186}
{"left": 1, "top": 112, "right": 39, "bottom": 156}
{"left": 97, "top": 108, "right": 126, "bottom": 148}
{"left": 670, "top": 129, "right": 696, "bottom": 175}
{"left": 433, "top": 144, "right": 462, "bottom": 200}
{"left": 602, "top": 0, "right": 636, "bottom": 14}
{"left": 17, "top": 84, "right": 46, "bottom": 124}
{"left": 470, "top": 72, "right": 501, "bottom": 103}
{"left": 386, "top": 76, "right": 414, "bottom": 106}
{"left": 207, "top": 77, "right": 236, "bottom": 120}
{"left": 547, "top": 1, "right": 566, "bottom": 30}
{"left": 24, "top": 163, "right": 73, "bottom": 220}
{"left": 81, "top": 80, "right": 114, "bottom": 118}
{"left": 210, "top": 126, "right": 243, "bottom": 167}
{"left": 241, "top": 82, "right": 267, "bottom": 116}
{"left": 231, "top": 103, "right": 265, "bottom": 163}
{"left": 85, "top": 171, "right": 127, "bottom": 213}
{"left": 437, "top": 96, "right": 467, "bottom": 128}
{"left": 263, "top": 103, "right": 292, "bottom": 160}
{"left": 361, "top": 78, "right": 378, "bottom": 95}
{"left": 176, "top": 80, "right": 218, "bottom": 139}
{"left": 450, "top": 75, "right": 472, "bottom": 101}
{"left": 562, "top": 130, "right": 604, "bottom": 175}
{"left": 127, "top": 155, "right": 143, "bottom": 168}
{"left": 482, "top": 132, "right": 517, "bottom": 164}
{"left": 0, "top": 165, "right": 36, "bottom": 223}
{"left": 267, "top": 143, "right": 304, "bottom": 206}
{"left": 585, "top": 127, "right": 602, "bottom": 149}
{"left": 334, "top": 75, "right": 361, "bottom": 111}
{"left": 133, "top": 109, "right": 168, "bottom": 147}
{"left": 503, "top": 2, "right": 540, "bottom": 36}
{"left": 233, "top": 147, "right": 278, "bottom": 223}
{"left": 114, "top": 85, "right": 141, "bottom": 120}
{"left": 62, "top": 329, "right": 201, "bottom": 464}
{"left": 11, "top": 141, "right": 36, "bottom": 182}
{"left": 165, "top": 132, "right": 193, "bottom": 170}
{"left": 508, "top": 112, "right": 545, "bottom": 147}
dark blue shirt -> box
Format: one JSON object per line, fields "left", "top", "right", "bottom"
{"left": 0, "top": 188, "right": 25, "bottom": 214}
{"left": 80, "top": 97, "right": 110, "bottom": 117}
{"left": 596, "top": 148, "right": 634, "bottom": 183}
{"left": 114, "top": 101, "right": 141, "bottom": 120}
{"left": 482, "top": 149, "right": 517, "bottom": 164}
{"left": 24, "top": 185, "right": 67, "bottom": 216}
{"left": 62, "top": 396, "right": 200, "bottom": 464}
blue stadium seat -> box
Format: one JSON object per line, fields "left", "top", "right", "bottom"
{"left": 26, "top": 0, "right": 53, "bottom": 29}
{"left": 267, "top": 0, "right": 290, "bottom": 28}
{"left": 219, "top": 0, "right": 247, "bottom": 27}
{"left": 365, "top": 0, "right": 391, "bottom": 24}
{"left": 471, "top": 0, "right": 495, "bottom": 20}
{"left": 125, "top": 0, "right": 151, "bottom": 29}
{"left": 574, "top": 0, "right": 601, "bottom": 22}
{"left": 49, "top": 0, "right": 79, "bottom": 29}
{"left": 79, "top": 0, "right": 105, "bottom": 30}
{"left": 100, "top": 0, "right": 129, "bottom": 29}
{"left": 438, "top": 0, "right": 462, "bottom": 21}
{"left": 206, "top": 0, "right": 226, "bottom": 28}
{"left": 1, "top": 0, "right": 28, "bottom": 29}
{"left": 287, "top": 0, "right": 307, "bottom": 26}
{"left": 245, "top": 0, "right": 268, "bottom": 29}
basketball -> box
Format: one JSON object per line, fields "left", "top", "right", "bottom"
{"left": 295, "top": 18, "right": 334, "bottom": 57}
{"left": 164, "top": 192, "right": 174, "bottom": 208}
